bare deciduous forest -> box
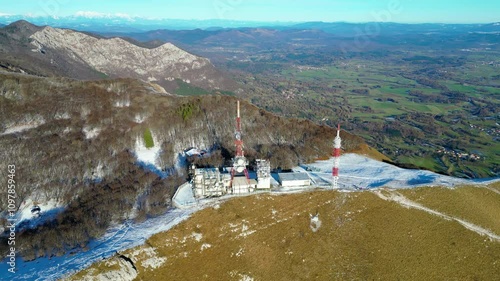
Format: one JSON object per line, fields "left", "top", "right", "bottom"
{"left": 0, "top": 73, "right": 366, "bottom": 259}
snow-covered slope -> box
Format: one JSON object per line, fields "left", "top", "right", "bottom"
{"left": 299, "top": 153, "right": 490, "bottom": 189}
{"left": 0, "top": 206, "right": 204, "bottom": 281}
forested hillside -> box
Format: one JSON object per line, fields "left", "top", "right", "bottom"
{"left": 0, "top": 73, "right": 368, "bottom": 260}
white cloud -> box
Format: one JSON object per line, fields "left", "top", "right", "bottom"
{"left": 0, "top": 12, "right": 12, "bottom": 17}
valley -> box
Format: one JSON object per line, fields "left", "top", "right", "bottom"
{"left": 111, "top": 23, "right": 499, "bottom": 178}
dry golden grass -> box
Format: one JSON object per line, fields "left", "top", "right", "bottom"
{"left": 400, "top": 183, "right": 500, "bottom": 234}
{"left": 71, "top": 187, "right": 500, "bottom": 281}
{"left": 490, "top": 183, "right": 500, "bottom": 193}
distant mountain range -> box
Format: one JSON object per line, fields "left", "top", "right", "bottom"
{"left": 0, "top": 14, "right": 295, "bottom": 32}
{"left": 0, "top": 14, "right": 498, "bottom": 33}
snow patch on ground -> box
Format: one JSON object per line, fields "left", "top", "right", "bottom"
{"left": 0, "top": 206, "right": 203, "bottom": 280}
{"left": 13, "top": 198, "right": 62, "bottom": 226}
{"left": 134, "top": 114, "right": 147, "bottom": 123}
{"left": 309, "top": 214, "right": 322, "bottom": 232}
{"left": 84, "top": 161, "right": 105, "bottom": 180}
{"left": 239, "top": 274, "right": 254, "bottom": 281}
{"left": 192, "top": 232, "right": 203, "bottom": 242}
{"left": 134, "top": 137, "right": 161, "bottom": 168}
{"left": 0, "top": 198, "right": 65, "bottom": 241}
{"left": 229, "top": 271, "right": 254, "bottom": 281}
{"left": 200, "top": 243, "right": 212, "bottom": 251}
{"left": 80, "top": 107, "right": 91, "bottom": 118}
{"left": 238, "top": 223, "right": 256, "bottom": 238}
{"left": 231, "top": 247, "right": 245, "bottom": 257}
{"left": 374, "top": 190, "right": 500, "bottom": 241}
{"left": 78, "top": 257, "right": 137, "bottom": 281}
{"left": 141, "top": 256, "right": 167, "bottom": 270}
{"left": 1, "top": 121, "right": 45, "bottom": 136}
{"left": 303, "top": 153, "right": 498, "bottom": 189}
{"left": 114, "top": 99, "right": 131, "bottom": 107}
{"left": 82, "top": 126, "right": 101, "bottom": 139}
{"left": 127, "top": 246, "right": 166, "bottom": 270}
{"left": 54, "top": 112, "right": 71, "bottom": 120}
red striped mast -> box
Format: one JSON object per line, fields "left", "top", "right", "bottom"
{"left": 332, "top": 124, "right": 341, "bottom": 189}
{"left": 231, "top": 101, "right": 250, "bottom": 190}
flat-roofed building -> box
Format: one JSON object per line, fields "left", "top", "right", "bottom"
{"left": 232, "top": 176, "right": 257, "bottom": 194}
{"left": 278, "top": 173, "right": 311, "bottom": 187}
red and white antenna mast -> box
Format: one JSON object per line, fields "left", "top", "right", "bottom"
{"left": 231, "top": 101, "right": 250, "bottom": 189}
{"left": 332, "top": 124, "right": 341, "bottom": 189}
{"left": 235, "top": 100, "right": 243, "bottom": 157}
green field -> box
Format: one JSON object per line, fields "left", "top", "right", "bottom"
{"left": 242, "top": 55, "right": 499, "bottom": 178}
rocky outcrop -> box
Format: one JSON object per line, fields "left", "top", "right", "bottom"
{"left": 65, "top": 255, "right": 138, "bottom": 281}
{"left": 19, "top": 24, "right": 235, "bottom": 91}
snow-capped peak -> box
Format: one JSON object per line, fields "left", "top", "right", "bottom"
{"left": 74, "top": 11, "right": 135, "bottom": 20}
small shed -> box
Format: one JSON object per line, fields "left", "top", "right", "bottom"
{"left": 278, "top": 173, "right": 311, "bottom": 187}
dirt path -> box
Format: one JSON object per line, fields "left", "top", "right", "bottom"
{"left": 484, "top": 186, "right": 500, "bottom": 195}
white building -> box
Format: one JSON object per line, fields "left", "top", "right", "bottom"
{"left": 192, "top": 158, "right": 272, "bottom": 198}
{"left": 256, "top": 159, "right": 271, "bottom": 189}
{"left": 192, "top": 168, "right": 230, "bottom": 198}
{"left": 232, "top": 176, "right": 257, "bottom": 194}
{"left": 278, "top": 173, "right": 311, "bottom": 187}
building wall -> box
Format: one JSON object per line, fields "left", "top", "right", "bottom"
{"left": 281, "top": 179, "right": 311, "bottom": 187}
{"left": 232, "top": 177, "right": 257, "bottom": 194}
{"left": 256, "top": 177, "right": 271, "bottom": 189}
{"left": 193, "top": 168, "right": 227, "bottom": 198}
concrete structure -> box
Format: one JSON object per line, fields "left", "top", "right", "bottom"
{"left": 192, "top": 168, "right": 230, "bottom": 198}
{"left": 172, "top": 182, "right": 197, "bottom": 208}
{"left": 278, "top": 173, "right": 311, "bottom": 187}
{"left": 232, "top": 176, "right": 257, "bottom": 194}
{"left": 256, "top": 159, "right": 271, "bottom": 189}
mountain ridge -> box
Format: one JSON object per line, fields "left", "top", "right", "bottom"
{"left": 0, "top": 20, "right": 239, "bottom": 92}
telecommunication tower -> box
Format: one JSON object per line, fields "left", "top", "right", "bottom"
{"left": 231, "top": 101, "right": 250, "bottom": 189}
{"left": 332, "top": 124, "right": 341, "bottom": 189}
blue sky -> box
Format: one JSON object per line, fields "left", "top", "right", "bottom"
{"left": 0, "top": 0, "right": 498, "bottom": 23}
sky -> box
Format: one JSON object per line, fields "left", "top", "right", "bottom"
{"left": 0, "top": 0, "right": 498, "bottom": 23}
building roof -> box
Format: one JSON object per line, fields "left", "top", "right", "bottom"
{"left": 194, "top": 168, "right": 219, "bottom": 174}
{"left": 232, "top": 176, "right": 257, "bottom": 186}
{"left": 278, "top": 173, "right": 310, "bottom": 182}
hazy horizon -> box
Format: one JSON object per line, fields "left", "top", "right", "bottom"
{"left": 0, "top": 0, "right": 498, "bottom": 25}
